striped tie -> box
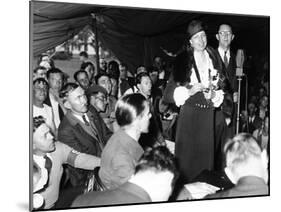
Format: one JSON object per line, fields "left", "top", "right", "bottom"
{"left": 224, "top": 51, "right": 228, "bottom": 67}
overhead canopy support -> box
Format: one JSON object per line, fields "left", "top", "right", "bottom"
{"left": 32, "top": 1, "right": 269, "bottom": 73}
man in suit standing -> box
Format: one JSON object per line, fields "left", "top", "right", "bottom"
{"left": 247, "top": 102, "right": 263, "bottom": 133}
{"left": 216, "top": 24, "right": 238, "bottom": 96}
{"left": 214, "top": 23, "right": 237, "bottom": 170}
{"left": 58, "top": 83, "right": 112, "bottom": 187}
{"left": 206, "top": 133, "right": 268, "bottom": 199}
{"left": 71, "top": 145, "right": 177, "bottom": 207}
{"left": 44, "top": 68, "right": 66, "bottom": 130}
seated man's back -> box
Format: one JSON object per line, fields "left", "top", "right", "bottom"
{"left": 206, "top": 133, "right": 269, "bottom": 199}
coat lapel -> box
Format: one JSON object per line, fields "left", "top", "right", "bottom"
{"left": 65, "top": 111, "right": 99, "bottom": 141}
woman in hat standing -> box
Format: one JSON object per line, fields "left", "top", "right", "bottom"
{"left": 163, "top": 20, "right": 224, "bottom": 183}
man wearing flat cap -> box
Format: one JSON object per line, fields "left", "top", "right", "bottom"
{"left": 86, "top": 84, "right": 108, "bottom": 114}
{"left": 163, "top": 20, "right": 224, "bottom": 183}
{"left": 58, "top": 83, "right": 112, "bottom": 188}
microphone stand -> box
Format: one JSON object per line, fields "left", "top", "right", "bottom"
{"left": 235, "top": 49, "right": 245, "bottom": 135}
{"left": 236, "top": 68, "right": 243, "bottom": 134}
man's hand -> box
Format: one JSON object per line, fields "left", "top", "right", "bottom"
{"left": 189, "top": 83, "right": 204, "bottom": 96}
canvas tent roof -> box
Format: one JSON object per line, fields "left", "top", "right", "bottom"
{"left": 32, "top": 1, "right": 269, "bottom": 72}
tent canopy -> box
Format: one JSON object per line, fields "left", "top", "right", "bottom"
{"left": 32, "top": 1, "right": 269, "bottom": 72}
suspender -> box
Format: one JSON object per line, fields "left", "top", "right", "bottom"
{"left": 192, "top": 55, "right": 202, "bottom": 83}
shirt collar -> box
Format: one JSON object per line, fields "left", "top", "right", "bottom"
{"left": 72, "top": 113, "right": 89, "bottom": 123}
{"left": 33, "top": 154, "right": 51, "bottom": 192}
{"left": 33, "top": 153, "right": 52, "bottom": 166}
{"left": 218, "top": 46, "right": 230, "bottom": 59}
{"left": 66, "top": 110, "right": 90, "bottom": 126}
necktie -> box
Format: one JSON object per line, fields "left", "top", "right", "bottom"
{"left": 82, "top": 114, "right": 90, "bottom": 126}
{"left": 44, "top": 155, "right": 52, "bottom": 174}
{"left": 224, "top": 51, "right": 228, "bottom": 67}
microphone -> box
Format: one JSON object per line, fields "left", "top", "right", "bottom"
{"left": 236, "top": 49, "right": 245, "bottom": 77}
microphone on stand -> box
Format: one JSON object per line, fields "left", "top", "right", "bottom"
{"left": 236, "top": 49, "right": 245, "bottom": 77}
{"left": 235, "top": 49, "right": 245, "bottom": 134}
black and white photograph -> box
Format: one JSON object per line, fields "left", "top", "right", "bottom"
{"left": 29, "top": 0, "right": 271, "bottom": 211}
{"left": 2, "top": 0, "right": 279, "bottom": 212}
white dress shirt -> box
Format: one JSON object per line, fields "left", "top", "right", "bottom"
{"left": 218, "top": 46, "right": 230, "bottom": 64}
{"left": 189, "top": 50, "right": 217, "bottom": 88}
{"left": 49, "top": 92, "right": 61, "bottom": 129}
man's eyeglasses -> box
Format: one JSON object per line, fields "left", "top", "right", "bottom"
{"left": 219, "top": 31, "right": 232, "bottom": 36}
{"left": 95, "top": 95, "right": 107, "bottom": 102}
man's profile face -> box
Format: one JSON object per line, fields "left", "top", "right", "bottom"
{"left": 67, "top": 87, "right": 88, "bottom": 114}
{"left": 216, "top": 24, "right": 234, "bottom": 49}
{"left": 149, "top": 71, "right": 159, "bottom": 85}
{"left": 33, "top": 81, "right": 48, "bottom": 102}
{"left": 100, "top": 60, "right": 107, "bottom": 69}
{"left": 120, "top": 65, "right": 127, "bottom": 79}
{"left": 33, "top": 123, "right": 55, "bottom": 153}
{"left": 248, "top": 103, "right": 256, "bottom": 115}
{"left": 154, "top": 57, "right": 163, "bottom": 70}
{"left": 34, "top": 69, "right": 47, "bottom": 80}
{"left": 98, "top": 75, "right": 112, "bottom": 95}
{"left": 48, "top": 73, "right": 63, "bottom": 91}
{"left": 138, "top": 76, "right": 152, "bottom": 97}
{"left": 90, "top": 92, "right": 108, "bottom": 112}
{"left": 260, "top": 96, "right": 268, "bottom": 108}
{"left": 77, "top": 72, "right": 90, "bottom": 90}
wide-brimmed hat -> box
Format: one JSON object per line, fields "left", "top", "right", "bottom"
{"left": 186, "top": 20, "right": 205, "bottom": 39}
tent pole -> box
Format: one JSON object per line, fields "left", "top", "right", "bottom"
{"left": 93, "top": 15, "right": 100, "bottom": 74}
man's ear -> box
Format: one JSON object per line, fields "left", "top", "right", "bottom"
{"left": 64, "top": 100, "right": 71, "bottom": 110}
{"left": 33, "top": 135, "right": 37, "bottom": 150}
{"left": 231, "top": 34, "right": 235, "bottom": 41}
{"left": 215, "top": 34, "right": 219, "bottom": 41}
{"left": 136, "top": 83, "right": 141, "bottom": 91}
{"left": 33, "top": 140, "right": 36, "bottom": 150}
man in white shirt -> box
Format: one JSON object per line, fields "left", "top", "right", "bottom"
{"left": 32, "top": 116, "right": 100, "bottom": 209}
{"left": 44, "top": 68, "right": 66, "bottom": 129}
{"left": 33, "top": 78, "right": 56, "bottom": 135}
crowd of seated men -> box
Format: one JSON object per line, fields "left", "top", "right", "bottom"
{"left": 32, "top": 51, "right": 269, "bottom": 210}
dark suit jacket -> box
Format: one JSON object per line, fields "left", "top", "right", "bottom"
{"left": 71, "top": 182, "right": 152, "bottom": 207}
{"left": 215, "top": 49, "right": 237, "bottom": 94}
{"left": 44, "top": 92, "right": 65, "bottom": 121}
{"left": 248, "top": 115, "right": 263, "bottom": 134}
{"left": 58, "top": 106, "right": 112, "bottom": 186}
{"left": 205, "top": 176, "right": 268, "bottom": 199}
